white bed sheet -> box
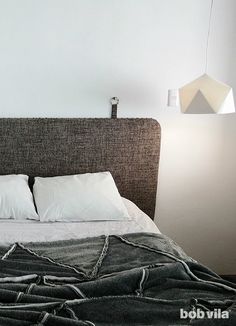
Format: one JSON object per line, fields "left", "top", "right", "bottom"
{"left": 0, "top": 198, "right": 160, "bottom": 246}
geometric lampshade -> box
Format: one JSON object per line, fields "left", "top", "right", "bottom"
{"left": 179, "top": 74, "right": 235, "bottom": 114}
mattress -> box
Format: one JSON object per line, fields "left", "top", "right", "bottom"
{"left": 0, "top": 198, "right": 160, "bottom": 246}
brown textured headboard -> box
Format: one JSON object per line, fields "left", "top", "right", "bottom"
{"left": 0, "top": 118, "right": 161, "bottom": 219}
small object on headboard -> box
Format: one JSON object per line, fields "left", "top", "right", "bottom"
{"left": 110, "top": 97, "right": 119, "bottom": 119}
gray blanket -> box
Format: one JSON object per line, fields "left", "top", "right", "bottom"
{"left": 0, "top": 232, "right": 235, "bottom": 325}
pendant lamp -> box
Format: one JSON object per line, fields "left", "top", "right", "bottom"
{"left": 170, "top": 0, "right": 235, "bottom": 114}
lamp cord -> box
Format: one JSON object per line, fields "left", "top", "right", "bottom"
{"left": 205, "top": 0, "right": 214, "bottom": 73}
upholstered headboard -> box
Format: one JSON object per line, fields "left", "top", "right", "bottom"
{"left": 0, "top": 118, "right": 161, "bottom": 219}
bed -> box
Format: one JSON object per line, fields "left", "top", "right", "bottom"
{"left": 0, "top": 118, "right": 235, "bottom": 325}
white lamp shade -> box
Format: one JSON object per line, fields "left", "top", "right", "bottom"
{"left": 179, "top": 74, "right": 235, "bottom": 114}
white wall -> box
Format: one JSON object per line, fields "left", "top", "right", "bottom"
{"left": 0, "top": 0, "right": 235, "bottom": 274}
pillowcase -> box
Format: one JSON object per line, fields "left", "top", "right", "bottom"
{"left": 33, "top": 172, "right": 130, "bottom": 222}
{"left": 0, "top": 174, "right": 39, "bottom": 220}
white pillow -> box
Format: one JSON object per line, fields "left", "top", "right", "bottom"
{"left": 33, "top": 172, "right": 130, "bottom": 222}
{"left": 0, "top": 174, "right": 39, "bottom": 220}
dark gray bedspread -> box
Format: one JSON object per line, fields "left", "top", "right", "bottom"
{"left": 0, "top": 233, "right": 235, "bottom": 325}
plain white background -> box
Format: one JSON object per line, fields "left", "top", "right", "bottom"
{"left": 0, "top": 0, "right": 235, "bottom": 274}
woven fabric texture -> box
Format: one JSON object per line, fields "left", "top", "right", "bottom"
{"left": 0, "top": 118, "right": 161, "bottom": 219}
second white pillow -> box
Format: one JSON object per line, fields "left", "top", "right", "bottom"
{"left": 0, "top": 174, "right": 39, "bottom": 221}
{"left": 33, "top": 172, "right": 130, "bottom": 222}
